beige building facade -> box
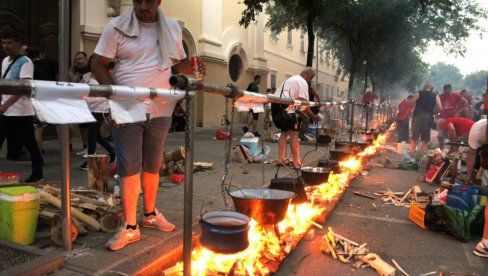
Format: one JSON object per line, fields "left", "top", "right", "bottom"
{"left": 73, "top": 0, "right": 348, "bottom": 127}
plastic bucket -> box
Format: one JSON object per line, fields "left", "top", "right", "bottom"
{"left": 0, "top": 186, "right": 40, "bottom": 245}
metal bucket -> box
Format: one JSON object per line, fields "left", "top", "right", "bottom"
{"left": 199, "top": 211, "right": 250, "bottom": 254}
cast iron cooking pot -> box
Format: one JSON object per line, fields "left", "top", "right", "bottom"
{"left": 329, "top": 150, "right": 353, "bottom": 162}
{"left": 199, "top": 210, "right": 250, "bottom": 254}
{"left": 318, "top": 159, "right": 341, "bottom": 174}
{"left": 335, "top": 141, "right": 369, "bottom": 151}
{"left": 301, "top": 166, "right": 332, "bottom": 186}
{"left": 229, "top": 188, "right": 295, "bottom": 225}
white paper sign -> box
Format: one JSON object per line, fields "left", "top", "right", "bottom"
{"left": 31, "top": 80, "right": 95, "bottom": 124}
{"left": 108, "top": 85, "right": 147, "bottom": 124}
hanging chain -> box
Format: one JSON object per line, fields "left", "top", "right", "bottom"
{"left": 220, "top": 86, "right": 237, "bottom": 209}
{"left": 184, "top": 89, "right": 191, "bottom": 159}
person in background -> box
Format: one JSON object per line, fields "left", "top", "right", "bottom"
{"left": 410, "top": 82, "right": 442, "bottom": 157}
{"left": 459, "top": 89, "right": 473, "bottom": 119}
{"left": 438, "top": 84, "right": 469, "bottom": 146}
{"left": 464, "top": 117, "right": 487, "bottom": 257}
{"left": 78, "top": 55, "right": 116, "bottom": 170}
{"left": 91, "top": 0, "right": 193, "bottom": 251}
{"left": 436, "top": 117, "right": 475, "bottom": 143}
{"left": 273, "top": 67, "right": 319, "bottom": 169}
{"left": 70, "top": 51, "right": 90, "bottom": 156}
{"left": 473, "top": 92, "right": 486, "bottom": 121}
{"left": 0, "top": 30, "right": 44, "bottom": 183}
{"left": 27, "top": 47, "right": 58, "bottom": 153}
{"left": 243, "top": 75, "right": 262, "bottom": 137}
{"left": 395, "top": 95, "right": 413, "bottom": 143}
{"left": 299, "top": 85, "right": 320, "bottom": 141}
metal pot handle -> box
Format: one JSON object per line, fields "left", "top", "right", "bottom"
{"left": 223, "top": 164, "right": 249, "bottom": 199}
{"left": 274, "top": 162, "right": 300, "bottom": 192}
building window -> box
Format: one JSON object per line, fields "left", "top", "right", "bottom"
{"left": 287, "top": 28, "right": 292, "bottom": 46}
{"left": 270, "top": 74, "right": 276, "bottom": 89}
{"left": 228, "top": 54, "right": 243, "bottom": 82}
{"left": 270, "top": 30, "right": 278, "bottom": 42}
{"left": 325, "top": 85, "right": 330, "bottom": 99}
{"left": 300, "top": 31, "right": 305, "bottom": 53}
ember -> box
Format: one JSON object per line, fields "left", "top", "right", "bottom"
{"left": 164, "top": 131, "right": 390, "bottom": 276}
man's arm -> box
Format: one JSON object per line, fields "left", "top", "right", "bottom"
{"left": 91, "top": 54, "right": 113, "bottom": 85}
{"left": 447, "top": 123, "right": 457, "bottom": 140}
{"left": 0, "top": 95, "right": 22, "bottom": 115}
{"left": 172, "top": 58, "right": 193, "bottom": 76}
{"left": 435, "top": 95, "right": 443, "bottom": 112}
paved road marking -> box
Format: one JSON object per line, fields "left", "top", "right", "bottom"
{"left": 462, "top": 243, "right": 485, "bottom": 268}
{"left": 334, "top": 211, "right": 411, "bottom": 225}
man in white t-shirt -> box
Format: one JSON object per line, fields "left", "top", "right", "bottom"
{"left": 465, "top": 117, "right": 488, "bottom": 257}
{"left": 273, "top": 67, "right": 319, "bottom": 169}
{"left": 91, "top": 0, "right": 193, "bottom": 251}
{"left": 0, "top": 31, "right": 44, "bottom": 183}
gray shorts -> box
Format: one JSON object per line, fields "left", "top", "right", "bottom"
{"left": 411, "top": 114, "right": 431, "bottom": 142}
{"left": 112, "top": 116, "right": 171, "bottom": 177}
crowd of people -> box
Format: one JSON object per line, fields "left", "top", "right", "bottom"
{"left": 395, "top": 82, "right": 487, "bottom": 258}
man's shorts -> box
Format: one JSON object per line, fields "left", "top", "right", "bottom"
{"left": 111, "top": 116, "right": 171, "bottom": 177}
{"left": 279, "top": 113, "right": 299, "bottom": 132}
{"left": 411, "top": 114, "right": 431, "bottom": 142}
{"left": 249, "top": 109, "right": 259, "bottom": 120}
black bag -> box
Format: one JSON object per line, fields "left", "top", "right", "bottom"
{"left": 271, "top": 80, "right": 292, "bottom": 129}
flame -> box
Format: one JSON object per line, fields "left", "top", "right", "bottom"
{"left": 169, "top": 130, "right": 391, "bottom": 275}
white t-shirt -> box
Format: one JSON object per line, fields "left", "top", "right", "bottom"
{"left": 468, "top": 119, "right": 487, "bottom": 150}
{"left": 82, "top": 72, "right": 110, "bottom": 113}
{"left": 273, "top": 75, "right": 309, "bottom": 114}
{"left": 94, "top": 18, "right": 185, "bottom": 117}
{"left": 1, "top": 56, "right": 35, "bottom": 116}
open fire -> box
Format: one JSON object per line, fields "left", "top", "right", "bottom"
{"left": 165, "top": 132, "right": 390, "bottom": 276}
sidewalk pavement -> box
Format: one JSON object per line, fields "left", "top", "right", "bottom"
{"left": 0, "top": 126, "right": 323, "bottom": 275}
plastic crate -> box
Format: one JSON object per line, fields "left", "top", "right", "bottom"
{"left": 409, "top": 203, "right": 427, "bottom": 229}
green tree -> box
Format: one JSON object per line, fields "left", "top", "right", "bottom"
{"left": 317, "top": 0, "right": 485, "bottom": 99}
{"left": 423, "top": 62, "right": 463, "bottom": 92}
{"left": 240, "top": 0, "right": 325, "bottom": 67}
{"left": 462, "top": 71, "right": 488, "bottom": 95}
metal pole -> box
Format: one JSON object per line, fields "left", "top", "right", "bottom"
{"left": 59, "top": 0, "right": 72, "bottom": 251}
{"left": 349, "top": 100, "right": 355, "bottom": 142}
{"left": 183, "top": 93, "right": 195, "bottom": 276}
{"left": 365, "top": 103, "right": 369, "bottom": 132}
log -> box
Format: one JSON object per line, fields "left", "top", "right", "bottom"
{"left": 50, "top": 215, "right": 78, "bottom": 246}
{"left": 39, "top": 190, "right": 101, "bottom": 231}
{"left": 353, "top": 191, "right": 376, "bottom": 200}
{"left": 164, "top": 146, "right": 185, "bottom": 163}
{"left": 360, "top": 253, "right": 396, "bottom": 276}
{"left": 392, "top": 259, "right": 410, "bottom": 276}
{"left": 43, "top": 186, "right": 107, "bottom": 207}
{"left": 87, "top": 154, "right": 108, "bottom": 192}
{"left": 99, "top": 212, "right": 120, "bottom": 233}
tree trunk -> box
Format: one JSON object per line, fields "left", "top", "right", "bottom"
{"left": 306, "top": 19, "right": 315, "bottom": 67}
{"left": 87, "top": 154, "right": 108, "bottom": 192}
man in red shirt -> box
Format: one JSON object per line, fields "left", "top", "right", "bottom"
{"left": 437, "top": 117, "right": 475, "bottom": 142}
{"left": 437, "top": 84, "right": 469, "bottom": 145}
{"left": 395, "top": 95, "right": 413, "bottom": 143}
{"left": 439, "top": 84, "right": 469, "bottom": 119}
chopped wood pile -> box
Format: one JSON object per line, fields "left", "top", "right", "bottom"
{"left": 321, "top": 227, "right": 400, "bottom": 276}
{"left": 375, "top": 185, "right": 430, "bottom": 207}
{"left": 38, "top": 185, "right": 122, "bottom": 246}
